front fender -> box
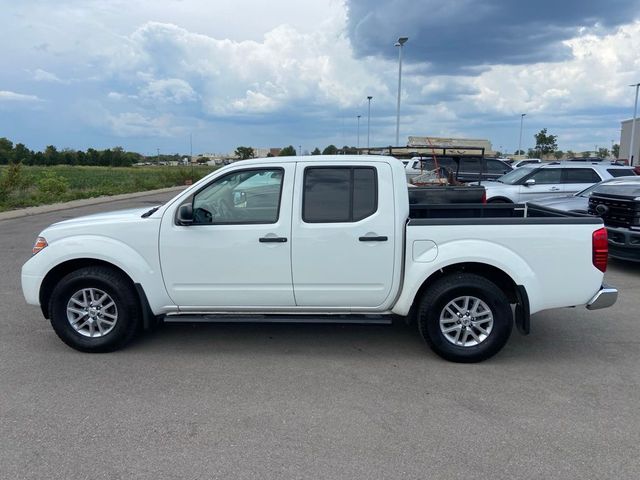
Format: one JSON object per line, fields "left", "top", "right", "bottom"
{"left": 21, "top": 235, "right": 174, "bottom": 314}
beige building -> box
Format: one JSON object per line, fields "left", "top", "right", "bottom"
{"left": 407, "top": 136, "right": 495, "bottom": 156}
{"left": 619, "top": 119, "right": 640, "bottom": 162}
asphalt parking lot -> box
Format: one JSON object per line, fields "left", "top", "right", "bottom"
{"left": 1, "top": 191, "right": 639, "bottom": 479}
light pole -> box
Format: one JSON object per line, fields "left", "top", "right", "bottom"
{"left": 629, "top": 83, "right": 640, "bottom": 165}
{"left": 356, "top": 115, "right": 361, "bottom": 149}
{"left": 367, "top": 96, "right": 373, "bottom": 150}
{"left": 518, "top": 113, "right": 526, "bottom": 156}
{"left": 298, "top": 145, "right": 302, "bottom": 156}
{"left": 395, "top": 36, "right": 408, "bottom": 147}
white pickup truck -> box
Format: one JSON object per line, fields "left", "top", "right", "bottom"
{"left": 21, "top": 155, "right": 617, "bottom": 362}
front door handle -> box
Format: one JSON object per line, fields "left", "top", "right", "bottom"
{"left": 550, "top": 187, "right": 561, "bottom": 191}
{"left": 359, "top": 236, "right": 388, "bottom": 242}
{"left": 259, "top": 236, "right": 287, "bottom": 243}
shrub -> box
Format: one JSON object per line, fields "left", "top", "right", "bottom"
{"left": 37, "top": 172, "right": 69, "bottom": 196}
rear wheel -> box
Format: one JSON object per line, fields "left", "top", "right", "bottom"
{"left": 417, "top": 273, "right": 513, "bottom": 362}
{"left": 48, "top": 266, "right": 140, "bottom": 352}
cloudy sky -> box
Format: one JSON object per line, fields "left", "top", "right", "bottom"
{"left": 2, "top": 0, "right": 640, "bottom": 155}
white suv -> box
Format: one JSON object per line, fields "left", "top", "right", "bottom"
{"left": 483, "top": 163, "right": 636, "bottom": 203}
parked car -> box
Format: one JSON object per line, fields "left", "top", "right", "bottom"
{"left": 587, "top": 176, "right": 640, "bottom": 262}
{"left": 526, "top": 180, "right": 610, "bottom": 214}
{"left": 22, "top": 155, "right": 616, "bottom": 363}
{"left": 405, "top": 156, "right": 512, "bottom": 183}
{"left": 482, "top": 163, "right": 636, "bottom": 203}
{"left": 512, "top": 158, "right": 541, "bottom": 168}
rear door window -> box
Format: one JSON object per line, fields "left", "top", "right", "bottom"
{"left": 303, "top": 167, "right": 378, "bottom": 223}
{"left": 486, "top": 159, "right": 510, "bottom": 173}
{"left": 460, "top": 158, "right": 481, "bottom": 172}
{"left": 563, "top": 168, "right": 601, "bottom": 183}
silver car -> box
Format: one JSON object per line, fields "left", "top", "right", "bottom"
{"left": 530, "top": 176, "right": 640, "bottom": 213}
{"left": 482, "top": 163, "right": 635, "bottom": 203}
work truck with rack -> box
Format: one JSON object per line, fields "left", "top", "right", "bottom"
{"left": 22, "top": 155, "right": 617, "bottom": 362}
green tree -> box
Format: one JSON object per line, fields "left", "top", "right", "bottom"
{"left": 527, "top": 148, "right": 537, "bottom": 158}
{"left": 311, "top": 147, "right": 321, "bottom": 155}
{"left": 597, "top": 147, "right": 610, "bottom": 159}
{"left": 43, "top": 145, "right": 59, "bottom": 166}
{"left": 553, "top": 150, "right": 564, "bottom": 160}
{"left": 341, "top": 145, "right": 358, "bottom": 154}
{"left": 322, "top": 144, "right": 338, "bottom": 155}
{"left": 534, "top": 128, "right": 558, "bottom": 156}
{"left": 612, "top": 144, "right": 620, "bottom": 159}
{"left": 581, "top": 151, "right": 590, "bottom": 158}
{"left": 566, "top": 150, "right": 575, "bottom": 159}
{"left": 14, "top": 143, "right": 32, "bottom": 164}
{"left": 279, "top": 145, "right": 297, "bottom": 156}
{"left": 234, "top": 146, "right": 255, "bottom": 160}
{"left": 0, "top": 137, "right": 14, "bottom": 164}
{"left": 513, "top": 149, "right": 525, "bottom": 155}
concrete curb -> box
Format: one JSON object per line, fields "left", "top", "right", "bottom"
{"left": 0, "top": 186, "right": 186, "bottom": 221}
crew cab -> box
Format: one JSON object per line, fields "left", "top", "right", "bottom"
{"left": 22, "top": 156, "right": 617, "bottom": 362}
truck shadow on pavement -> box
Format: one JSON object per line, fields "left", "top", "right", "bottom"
{"left": 125, "top": 315, "right": 602, "bottom": 365}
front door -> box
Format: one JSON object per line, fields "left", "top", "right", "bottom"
{"left": 291, "top": 162, "right": 396, "bottom": 308}
{"left": 517, "top": 168, "right": 564, "bottom": 201}
{"left": 159, "top": 165, "right": 295, "bottom": 308}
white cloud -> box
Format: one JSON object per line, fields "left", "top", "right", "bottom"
{"left": 105, "top": 18, "right": 392, "bottom": 116}
{"left": 469, "top": 22, "right": 640, "bottom": 115}
{"left": 0, "top": 90, "right": 42, "bottom": 102}
{"left": 139, "top": 78, "right": 197, "bottom": 103}
{"left": 32, "top": 68, "right": 64, "bottom": 83}
{"left": 106, "top": 112, "right": 184, "bottom": 137}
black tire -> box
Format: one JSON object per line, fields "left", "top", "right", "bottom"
{"left": 417, "top": 273, "right": 513, "bottom": 363}
{"left": 48, "top": 266, "right": 141, "bottom": 352}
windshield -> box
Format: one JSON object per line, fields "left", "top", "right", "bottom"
{"left": 496, "top": 167, "right": 536, "bottom": 184}
{"left": 575, "top": 182, "right": 604, "bottom": 197}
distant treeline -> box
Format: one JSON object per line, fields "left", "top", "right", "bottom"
{"left": 0, "top": 137, "right": 161, "bottom": 167}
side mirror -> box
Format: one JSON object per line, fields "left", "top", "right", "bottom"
{"left": 177, "top": 203, "right": 194, "bottom": 225}
{"left": 524, "top": 178, "right": 536, "bottom": 187}
{"left": 233, "top": 191, "right": 247, "bottom": 207}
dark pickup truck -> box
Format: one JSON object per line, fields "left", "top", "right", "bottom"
{"left": 588, "top": 177, "right": 640, "bottom": 261}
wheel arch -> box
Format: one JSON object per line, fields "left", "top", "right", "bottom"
{"left": 487, "top": 196, "right": 513, "bottom": 204}
{"left": 39, "top": 258, "right": 155, "bottom": 329}
{"left": 403, "top": 262, "right": 527, "bottom": 326}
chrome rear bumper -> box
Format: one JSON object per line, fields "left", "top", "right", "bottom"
{"left": 586, "top": 285, "right": 618, "bottom": 310}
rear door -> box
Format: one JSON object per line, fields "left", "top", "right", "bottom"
{"left": 291, "top": 162, "right": 396, "bottom": 308}
{"left": 562, "top": 167, "right": 602, "bottom": 195}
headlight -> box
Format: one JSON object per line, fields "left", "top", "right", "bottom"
{"left": 32, "top": 237, "right": 48, "bottom": 255}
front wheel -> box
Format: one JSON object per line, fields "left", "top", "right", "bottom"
{"left": 48, "top": 266, "right": 141, "bottom": 352}
{"left": 417, "top": 273, "right": 513, "bottom": 363}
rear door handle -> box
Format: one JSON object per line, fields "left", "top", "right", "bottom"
{"left": 359, "top": 236, "right": 388, "bottom": 242}
{"left": 259, "top": 237, "right": 287, "bottom": 243}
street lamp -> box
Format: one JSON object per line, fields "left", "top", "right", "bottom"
{"left": 518, "top": 113, "right": 526, "bottom": 156}
{"left": 395, "top": 36, "right": 409, "bottom": 147}
{"left": 629, "top": 83, "right": 640, "bottom": 166}
{"left": 356, "top": 115, "right": 361, "bottom": 149}
{"left": 367, "top": 96, "right": 373, "bottom": 150}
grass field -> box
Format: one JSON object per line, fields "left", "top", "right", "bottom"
{"left": 0, "top": 164, "right": 216, "bottom": 212}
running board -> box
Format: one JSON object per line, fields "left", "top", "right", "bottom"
{"left": 163, "top": 314, "right": 393, "bottom": 325}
